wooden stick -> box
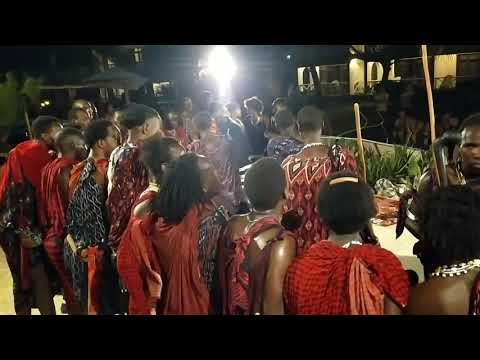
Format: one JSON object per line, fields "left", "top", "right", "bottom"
{"left": 354, "top": 103, "right": 367, "bottom": 182}
{"left": 22, "top": 97, "right": 33, "bottom": 139}
{"left": 421, "top": 45, "right": 436, "bottom": 143}
{"left": 421, "top": 45, "right": 440, "bottom": 186}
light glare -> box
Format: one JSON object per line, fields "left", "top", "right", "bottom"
{"left": 207, "top": 46, "right": 236, "bottom": 96}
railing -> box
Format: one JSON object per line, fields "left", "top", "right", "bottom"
{"left": 298, "top": 81, "right": 349, "bottom": 96}
{"left": 300, "top": 75, "right": 480, "bottom": 96}
{"left": 368, "top": 75, "right": 480, "bottom": 89}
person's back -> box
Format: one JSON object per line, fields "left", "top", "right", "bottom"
{"left": 407, "top": 270, "right": 480, "bottom": 315}
{"left": 406, "top": 186, "right": 480, "bottom": 315}
{"left": 285, "top": 242, "right": 408, "bottom": 315}
{"left": 129, "top": 153, "right": 226, "bottom": 314}
{"left": 219, "top": 158, "right": 296, "bottom": 315}
{"left": 40, "top": 128, "right": 87, "bottom": 314}
{"left": 282, "top": 144, "right": 356, "bottom": 255}
{"left": 116, "top": 137, "right": 185, "bottom": 315}
{"left": 221, "top": 214, "right": 294, "bottom": 315}
{"left": 0, "top": 116, "right": 61, "bottom": 315}
{"left": 284, "top": 172, "right": 409, "bottom": 315}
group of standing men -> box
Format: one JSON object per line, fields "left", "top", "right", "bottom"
{"left": 2, "top": 91, "right": 480, "bottom": 315}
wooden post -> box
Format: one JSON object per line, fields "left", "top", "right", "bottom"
{"left": 421, "top": 45, "right": 436, "bottom": 143}
{"left": 354, "top": 103, "right": 367, "bottom": 183}
{"left": 421, "top": 45, "right": 440, "bottom": 186}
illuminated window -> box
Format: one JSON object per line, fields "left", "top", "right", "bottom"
{"left": 133, "top": 48, "right": 144, "bottom": 64}
{"left": 107, "top": 58, "right": 115, "bottom": 69}
{"left": 113, "top": 88, "right": 124, "bottom": 97}
{"left": 153, "top": 82, "right": 174, "bottom": 98}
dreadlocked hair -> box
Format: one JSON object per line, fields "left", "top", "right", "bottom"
{"left": 152, "top": 153, "right": 207, "bottom": 224}
{"left": 423, "top": 185, "right": 480, "bottom": 268}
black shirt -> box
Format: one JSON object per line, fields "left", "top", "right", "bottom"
{"left": 218, "top": 117, "right": 251, "bottom": 168}
{"left": 242, "top": 115, "right": 267, "bottom": 156}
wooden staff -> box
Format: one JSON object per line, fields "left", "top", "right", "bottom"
{"left": 354, "top": 103, "right": 367, "bottom": 182}
{"left": 22, "top": 96, "right": 33, "bottom": 139}
{"left": 421, "top": 44, "right": 440, "bottom": 186}
{"left": 421, "top": 45, "right": 436, "bottom": 143}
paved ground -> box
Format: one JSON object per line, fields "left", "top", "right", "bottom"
{"left": 0, "top": 248, "right": 64, "bottom": 315}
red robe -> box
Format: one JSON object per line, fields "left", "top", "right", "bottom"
{"left": 218, "top": 216, "right": 285, "bottom": 315}
{"left": 0, "top": 140, "right": 53, "bottom": 291}
{"left": 117, "top": 189, "right": 162, "bottom": 315}
{"left": 106, "top": 144, "right": 149, "bottom": 250}
{"left": 131, "top": 204, "right": 212, "bottom": 315}
{"left": 282, "top": 145, "right": 357, "bottom": 256}
{"left": 40, "top": 157, "right": 79, "bottom": 312}
{"left": 284, "top": 241, "right": 409, "bottom": 315}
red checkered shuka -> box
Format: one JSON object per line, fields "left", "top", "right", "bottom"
{"left": 221, "top": 216, "right": 281, "bottom": 315}
{"left": 284, "top": 241, "right": 409, "bottom": 315}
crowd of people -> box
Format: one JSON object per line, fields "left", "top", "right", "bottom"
{"left": 1, "top": 92, "right": 480, "bottom": 315}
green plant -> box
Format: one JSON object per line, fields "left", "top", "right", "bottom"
{"left": 364, "top": 145, "right": 431, "bottom": 189}
{"left": 323, "top": 137, "right": 431, "bottom": 190}
{"left": 0, "top": 72, "right": 42, "bottom": 129}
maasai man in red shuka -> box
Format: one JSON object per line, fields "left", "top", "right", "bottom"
{"left": 0, "top": 116, "right": 62, "bottom": 315}
{"left": 117, "top": 137, "right": 185, "bottom": 315}
{"left": 218, "top": 157, "right": 296, "bottom": 315}
{"left": 284, "top": 172, "right": 409, "bottom": 315}
{"left": 282, "top": 106, "right": 357, "bottom": 256}
{"left": 397, "top": 114, "right": 480, "bottom": 275}
{"left": 65, "top": 120, "right": 120, "bottom": 314}
{"left": 106, "top": 104, "right": 162, "bottom": 251}
{"left": 105, "top": 104, "right": 162, "bottom": 314}
{"left": 164, "top": 111, "right": 190, "bottom": 149}
{"left": 406, "top": 186, "right": 480, "bottom": 315}
{"left": 39, "top": 127, "right": 88, "bottom": 314}
{"left": 127, "top": 154, "right": 227, "bottom": 314}
{"left": 189, "top": 111, "right": 246, "bottom": 215}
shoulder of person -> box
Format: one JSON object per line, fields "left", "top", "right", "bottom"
{"left": 354, "top": 244, "right": 404, "bottom": 269}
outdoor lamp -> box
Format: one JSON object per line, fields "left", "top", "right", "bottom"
{"left": 207, "top": 45, "right": 236, "bottom": 97}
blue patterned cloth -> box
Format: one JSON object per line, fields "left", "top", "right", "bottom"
{"left": 266, "top": 136, "right": 304, "bottom": 163}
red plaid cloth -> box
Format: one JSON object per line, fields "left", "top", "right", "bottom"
{"left": 219, "top": 216, "right": 281, "bottom": 315}
{"left": 284, "top": 241, "right": 409, "bottom": 315}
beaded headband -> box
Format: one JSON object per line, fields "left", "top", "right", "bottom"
{"left": 329, "top": 177, "right": 359, "bottom": 186}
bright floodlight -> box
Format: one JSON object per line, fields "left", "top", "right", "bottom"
{"left": 207, "top": 46, "right": 236, "bottom": 97}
